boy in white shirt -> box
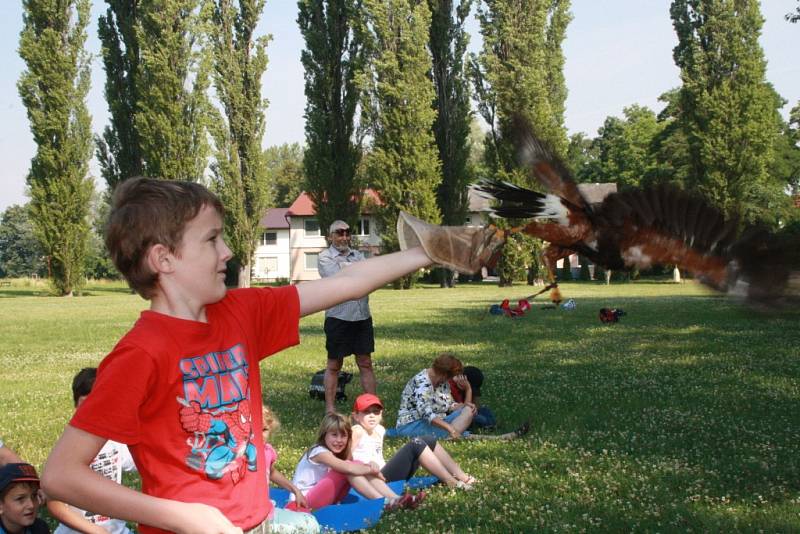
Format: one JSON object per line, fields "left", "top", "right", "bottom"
{"left": 48, "top": 368, "right": 138, "bottom": 534}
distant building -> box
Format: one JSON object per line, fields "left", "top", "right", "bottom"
{"left": 252, "top": 208, "right": 291, "bottom": 282}
{"left": 255, "top": 190, "right": 382, "bottom": 283}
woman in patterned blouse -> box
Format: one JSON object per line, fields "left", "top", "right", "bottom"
{"left": 394, "top": 354, "right": 526, "bottom": 440}
{"left": 394, "top": 354, "right": 470, "bottom": 439}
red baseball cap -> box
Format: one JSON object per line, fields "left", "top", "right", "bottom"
{"left": 353, "top": 393, "right": 383, "bottom": 412}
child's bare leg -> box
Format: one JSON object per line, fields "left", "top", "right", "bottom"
{"left": 347, "top": 474, "right": 383, "bottom": 499}
{"left": 367, "top": 477, "right": 401, "bottom": 500}
{"left": 449, "top": 408, "right": 474, "bottom": 435}
{"left": 429, "top": 444, "right": 470, "bottom": 482}
{"left": 417, "top": 446, "right": 459, "bottom": 487}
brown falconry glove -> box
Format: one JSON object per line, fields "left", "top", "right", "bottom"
{"left": 396, "top": 211, "right": 505, "bottom": 274}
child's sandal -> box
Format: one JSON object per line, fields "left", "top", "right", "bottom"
{"left": 385, "top": 496, "right": 403, "bottom": 511}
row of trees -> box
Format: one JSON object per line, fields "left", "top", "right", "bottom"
{"left": 14, "top": 0, "right": 800, "bottom": 294}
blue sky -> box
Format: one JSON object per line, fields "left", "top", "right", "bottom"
{"left": 1, "top": 1, "right": 798, "bottom": 211}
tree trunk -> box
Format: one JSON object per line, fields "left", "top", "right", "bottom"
{"left": 605, "top": 270, "right": 612, "bottom": 285}
{"left": 439, "top": 268, "right": 455, "bottom": 288}
{"left": 238, "top": 263, "right": 251, "bottom": 288}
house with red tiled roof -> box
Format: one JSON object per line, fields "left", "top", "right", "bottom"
{"left": 258, "top": 190, "right": 383, "bottom": 283}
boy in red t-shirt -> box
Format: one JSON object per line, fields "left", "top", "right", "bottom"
{"left": 41, "top": 177, "right": 501, "bottom": 534}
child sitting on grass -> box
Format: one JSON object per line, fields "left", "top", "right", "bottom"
{"left": 448, "top": 366, "right": 497, "bottom": 430}
{"left": 288, "top": 413, "right": 423, "bottom": 511}
{"left": 0, "top": 463, "right": 49, "bottom": 534}
{"left": 350, "top": 393, "right": 476, "bottom": 490}
{"left": 47, "top": 368, "right": 138, "bottom": 534}
{"left": 260, "top": 406, "right": 319, "bottom": 533}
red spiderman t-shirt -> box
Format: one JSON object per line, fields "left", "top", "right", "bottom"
{"left": 71, "top": 285, "right": 300, "bottom": 533}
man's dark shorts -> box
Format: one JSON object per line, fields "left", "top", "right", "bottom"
{"left": 324, "top": 317, "right": 375, "bottom": 359}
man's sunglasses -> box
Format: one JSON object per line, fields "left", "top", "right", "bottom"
{"left": 334, "top": 229, "right": 351, "bottom": 236}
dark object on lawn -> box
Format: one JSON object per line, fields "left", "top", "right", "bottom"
{"left": 599, "top": 308, "right": 626, "bottom": 323}
{"left": 309, "top": 370, "right": 353, "bottom": 401}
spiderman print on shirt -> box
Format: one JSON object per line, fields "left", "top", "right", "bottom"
{"left": 177, "top": 343, "right": 257, "bottom": 484}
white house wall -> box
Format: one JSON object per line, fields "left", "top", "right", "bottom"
{"left": 288, "top": 215, "right": 380, "bottom": 282}
{"left": 289, "top": 217, "right": 327, "bottom": 282}
{"left": 252, "top": 229, "right": 291, "bottom": 281}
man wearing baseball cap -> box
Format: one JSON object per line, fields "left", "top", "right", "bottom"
{"left": 0, "top": 463, "right": 49, "bottom": 534}
{"left": 318, "top": 220, "right": 377, "bottom": 413}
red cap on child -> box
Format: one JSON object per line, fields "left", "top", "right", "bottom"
{"left": 353, "top": 393, "right": 383, "bottom": 412}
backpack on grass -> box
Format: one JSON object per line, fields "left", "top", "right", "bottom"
{"left": 309, "top": 370, "right": 353, "bottom": 401}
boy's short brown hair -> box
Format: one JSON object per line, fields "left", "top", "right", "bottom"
{"left": 72, "top": 367, "right": 97, "bottom": 407}
{"left": 105, "top": 177, "right": 224, "bottom": 299}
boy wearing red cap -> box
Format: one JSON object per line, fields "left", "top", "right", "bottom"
{"left": 0, "top": 463, "right": 49, "bottom": 534}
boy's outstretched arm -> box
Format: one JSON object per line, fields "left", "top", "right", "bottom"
{"left": 297, "top": 212, "right": 505, "bottom": 317}
{"left": 43, "top": 425, "right": 243, "bottom": 534}
{"left": 297, "top": 246, "right": 430, "bottom": 317}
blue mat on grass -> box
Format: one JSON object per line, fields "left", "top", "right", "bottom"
{"left": 268, "top": 476, "right": 439, "bottom": 533}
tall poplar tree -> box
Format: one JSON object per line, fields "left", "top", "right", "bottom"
{"left": 670, "top": 0, "right": 783, "bottom": 222}
{"left": 470, "top": 0, "right": 571, "bottom": 178}
{"left": 97, "top": 0, "right": 210, "bottom": 186}
{"left": 136, "top": 0, "right": 210, "bottom": 181}
{"left": 96, "top": 0, "right": 143, "bottom": 191}
{"left": 207, "top": 0, "right": 271, "bottom": 287}
{"left": 361, "top": 0, "right": 442, "bottom": 288}
{"left": 298, "top": 0, "right": 365, "bottom": 233}
{"left": 18, "top": 0, "right": 94, "bottom": 296}
{"left": 428, "top": 0, "right": 473, "bottom": 287}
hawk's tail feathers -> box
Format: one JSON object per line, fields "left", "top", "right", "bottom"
{"left": 475, "top": 179, "right": 566, "bottom": 220}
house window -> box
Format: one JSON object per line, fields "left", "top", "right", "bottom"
{"left": 356, "top": 218, "right": 370, "bottom": 236}
{"left": 304, "top": 219, "right": 320, "bottom": 236}
{"left": 305, "top": 252, "right": 319, "bottom": 270}
{"left": 261, "top": 232, "right": 277, "bottom": 246}
{"left": 255, "top": 256, "right": 279, "bottom": 276}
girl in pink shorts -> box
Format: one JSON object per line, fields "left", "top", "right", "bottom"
{"left": 288, "top": 413, "right": 420, "bottom": 511}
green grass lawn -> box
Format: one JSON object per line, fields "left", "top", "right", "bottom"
{"left": 2, "top": 278, "right": 799, "bottom": 532}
